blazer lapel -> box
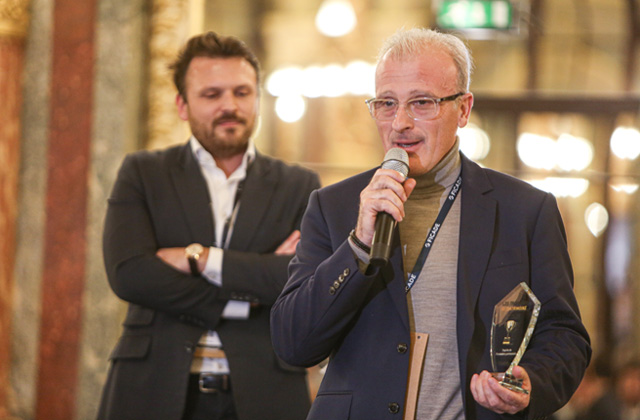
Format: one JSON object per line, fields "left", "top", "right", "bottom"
{"left": 456, "top": 155, "right": 497, "bottom": 377}
{"left": 227, "top": 154, "right": 275, "bottom": 251}
{"left": 170, "top": 143, "right": 215, "bottom": 245}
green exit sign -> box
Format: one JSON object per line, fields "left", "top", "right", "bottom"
{"left": 437, "top": 0, "right": 513, "bottom": 30}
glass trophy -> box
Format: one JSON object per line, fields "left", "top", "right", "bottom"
{"left": 490, "top": 282, "right": 541, "bottom": 394}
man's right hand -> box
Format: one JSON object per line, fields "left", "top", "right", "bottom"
{"left": 354, "top": 168, "right": 416, "bottom": 247}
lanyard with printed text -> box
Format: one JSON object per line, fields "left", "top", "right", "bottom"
{"left": 405, "top": 175, "right": 462, "bottom": 293}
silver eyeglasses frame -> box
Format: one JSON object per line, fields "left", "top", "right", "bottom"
{"left": 365, "top": 92, "right": 465, "bottom": 121}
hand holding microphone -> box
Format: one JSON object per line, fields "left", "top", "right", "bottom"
{"left": 354, "top": 148, "right": 415, "bottom": 266}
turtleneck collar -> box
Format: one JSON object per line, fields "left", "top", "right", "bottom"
{"left": 409, "top": 137, "right": 462, "bottom": 197}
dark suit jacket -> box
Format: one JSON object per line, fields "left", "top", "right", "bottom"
{"left": 271, "top": 154, "right": 591, "bottom": 420}
{"left": 97, "top": 142, "right": 320, "bottom": 420}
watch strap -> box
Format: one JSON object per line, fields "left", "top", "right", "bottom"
{"left": 188, "top": 255, "right": 200, "bottom": 276}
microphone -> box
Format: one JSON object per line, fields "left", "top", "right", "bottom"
{"left": 369, "top": 148, "right": 410, "bottom": 266}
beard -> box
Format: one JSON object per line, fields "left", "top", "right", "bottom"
{"left": 190, "top": 112, "right": 255, "bottom": 159}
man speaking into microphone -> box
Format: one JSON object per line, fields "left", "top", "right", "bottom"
{"left": 270, "top": 27, "right": 591, "bottom": 420}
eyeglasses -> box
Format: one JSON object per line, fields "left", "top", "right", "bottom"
{"left": 365, "top": 92, "right": 465, "bottom": 121}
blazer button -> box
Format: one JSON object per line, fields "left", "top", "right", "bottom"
{"left": 329, "top": 286, "right": 336, "bottom": 295}
{"left": 388, "top": 402, "right": 400, "bottom": 414}
{"left": 343, "top": 268, "right": 350, "bottom": 276}
{"left": 397, "top": 343, "right": 408, "bottom": 354}
{"left": 333, "top": 280, "right": 340, "bottom": 288}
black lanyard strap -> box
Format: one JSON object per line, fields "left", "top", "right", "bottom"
{"left": 219, "top": 161, "right": 253, "bottom": 249}
{"left": 405, "top": 175, "right": 462, "bottom": 293}
{"left": 220, "top": 178, "right": 245, "bottom": 248}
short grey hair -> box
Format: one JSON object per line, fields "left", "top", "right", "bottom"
{"left": 377, "top": 28, "right": 474, "bottom": 92}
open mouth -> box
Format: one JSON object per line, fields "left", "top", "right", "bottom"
{"left": 396, "top": 140, "right": 421, "bottom": 149}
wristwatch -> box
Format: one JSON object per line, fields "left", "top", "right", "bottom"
{"left": 185, "top": 243, "right": 204, "bottom": 276}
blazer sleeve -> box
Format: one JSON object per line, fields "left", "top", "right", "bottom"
{"left": 103, "top": 153, "right": 227, "bottom": 329}
{"left": 271, "top": 187, "right": 381, "bottom": 367}
{"left": 520, "top": 193, "right": 592, "bottom": 419}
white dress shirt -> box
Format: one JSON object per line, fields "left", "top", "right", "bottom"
{"left": 189, "top": 136, "right": 255, "bottom": 373}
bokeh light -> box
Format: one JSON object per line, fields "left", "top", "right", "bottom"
{"left": 458, "top": 123, "right": 491, "bottom": 160}
{"left": 585, "top": 202, "right": 609, "bottom": 237}
{"left": 611, "top": 126, "right": 640, "bottom": 160}
{"left": 315, "top": 0, "right": 357, "bottom": 37}
{"left": 275, "top": 94, "right": 306, "bottom": 123}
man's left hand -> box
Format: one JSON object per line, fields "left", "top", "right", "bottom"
{"left": 470, "top": 366, "right": 531, "bottom": 415}
{"left": 275, "top": 230, "right": 301, "bottom": 256}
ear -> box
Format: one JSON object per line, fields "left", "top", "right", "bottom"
{"left": 176, "top": 93, "right": 189, "bottom": 121}
{"left": 457, "top": 92, "right": 474, "bottom": 128}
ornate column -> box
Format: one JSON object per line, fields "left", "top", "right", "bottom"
{"left": 147, "top": 0, "right": 191, "bottom": 150}
{"left": 0, "top": 0, "right": 29, "bottom": 417}
{"left": 33, "top": 0, "right": 97, "bottom": 418}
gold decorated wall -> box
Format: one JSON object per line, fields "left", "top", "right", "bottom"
{"left": 0, "top": 0, "right": 29, "bottom": 418}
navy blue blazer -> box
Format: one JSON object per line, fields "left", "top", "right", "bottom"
{"left": 271, "top": 153, "right": 591, "bottom": 420}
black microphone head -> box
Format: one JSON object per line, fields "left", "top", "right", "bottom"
{"left": 381, "top": 148, "right": 409, "bottom": 178}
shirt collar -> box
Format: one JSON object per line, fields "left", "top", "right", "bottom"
{"left": 189, "top": 136, "right": 255, "bottom": 180}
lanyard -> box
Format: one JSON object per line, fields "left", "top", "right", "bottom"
{"left": 405, "top": 175, "right": 462, "bottom": 293}
{"left": 219, "top": 162, "right": 252, "bottom": 249}
{"left": 219, "top": 178, "right": 245, "bottom": 249}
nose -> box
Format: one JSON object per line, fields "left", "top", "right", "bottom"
{"left": 219, "top": 91, "right": 239, "bottom": 112}
{"left": 391, "top": 103, "right": 414, "bottom": 132}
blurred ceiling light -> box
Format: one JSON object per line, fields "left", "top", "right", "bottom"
{"left": 321, "top": 64, "right": 349, "bottom": 97}
{"left": 610, "top": 183, "right": 640, "bottom": 194}
{"left": 344, "top": 60, "right": 375, "bottom": 96}
{"left": 458, "top": 123, "right": 491, "bottom": 160}
{"left": 315, "top": 0, "right": 357, "bottom": 37}
{"left": 301, "top": 66, "right": 325, "bottom": 98}
{"left": 518, "top": 132, "right": 594, "bottom": 172}
{"left": 268, "top": 63, "right": 375, "bottom": 99}
{"left": 585, "top": 202, "right": 609, "bottom": 237}
{"left": 268, "top": 62, "right": 376, "bottom": 121}
{"left": 611, "top": 126, "right": 640, "bottom": 160}
{"left": 527, "top": 177, "right": 589, "bottom": 198}
{"left": 555, "top": 134, "right": 593, "bottom": 171}
{"left": 266, "top": 66, "right": 304, "bottom": 97}
{"left": 517, "top": 133, "right": 556, "bottom": 170}
{"left": 275, "top": 94, "right": 306, "bottom": 123}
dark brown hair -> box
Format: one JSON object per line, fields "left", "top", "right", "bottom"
{"left": 169, "top": 31, "right": 261, "bottom": 100}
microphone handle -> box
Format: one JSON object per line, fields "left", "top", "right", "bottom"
{"left": 369, "top": 212, "right": 397, "bottom": 266}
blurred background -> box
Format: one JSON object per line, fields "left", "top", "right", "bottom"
{"left": 0, "top": 0, "right": 639, "bottom": 419}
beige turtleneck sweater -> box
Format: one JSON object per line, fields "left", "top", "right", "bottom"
{"left": 398, "top": 140, "right": 464, "bottom": 420}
